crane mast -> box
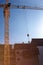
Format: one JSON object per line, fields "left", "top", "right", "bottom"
{"left": 6, "top": 0, "right": 9, "bottom": 3}
{"left": 4, "top": 4, "right": 10, "bottom": 65}
{"left": 4, "top": 6, "right": 10, "bottom": 44}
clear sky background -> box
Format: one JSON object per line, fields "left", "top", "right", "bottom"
{"left": 0, "top": 0, "right": 43, "bottom": 44}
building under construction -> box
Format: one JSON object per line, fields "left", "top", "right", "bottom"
{"left": 0, "top": 39, "right": 43, "bottom": 65}
{"left": 0, "top": 38, "right": 43, "bottom": 65}
{"left": 0, "top": 42, "right": 39, "bottom": 65}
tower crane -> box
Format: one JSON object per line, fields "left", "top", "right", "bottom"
{"left": 0, "top": 0, "right": 43, "bottom": 65}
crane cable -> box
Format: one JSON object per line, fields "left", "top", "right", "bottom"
{"left": 22, "top": 9, "right": 30, "bottom": 42}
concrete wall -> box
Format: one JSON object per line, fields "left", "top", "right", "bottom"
{"left": 38, "top": 46, "right": 43, "bottom": 65}
{"left": 14, "top": 44, "right": 39, "bottom": 65}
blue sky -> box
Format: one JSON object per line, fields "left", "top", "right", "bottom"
{"left": 0, "top": 0, "right": 43, "bottom": 44}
